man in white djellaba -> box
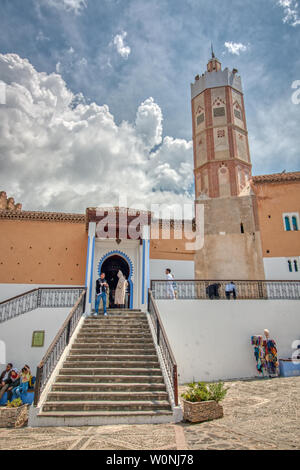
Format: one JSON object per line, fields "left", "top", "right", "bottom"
{"left": 114, "top": 270, "right": 128, "bottom": 308}
{"left": 165, "top": 268, "right": 175, "bottom": 299}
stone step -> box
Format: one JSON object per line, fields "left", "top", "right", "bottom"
{"left": 65, "top": 354, "right": 158, "bottom": 362}
{"left": 38, "top": 410, "right": 173, "bottom": 419}
{"left": 71, "top": 341, "right": 155, "bottom": 348}
{"left": 77, "top": 332, "right": 152, "bottom": 339}
{"left": 84, "top": 318, "right": 148, "bottom": 324}
{"left": 56, "top": 375, "right": 165, "bottom": 384}
{"left": 59, "top": 368, "right": 163, "bottom": 376}
{"left": 42, "top": 400, "right": 171, "bottom": 413}
{"left": 46, "top": 391, "right": 169, "bottom": 402}
{"left": 86, "top": 313, "right": 145, "bottom": 319}
{"left": 73, "top": 338, "right": 154, "bottom": 345}
{"left": 63, "top": 361, "right": 159, "bottom": 369}
{"left": 51, "top": 382, "right": 166, "bottom": 392}
{"left": 79, "top": 329, "right": 150, "bottom": 335}
{"left": 81, "top": 324, "right": 150, "bottom": 330}
{"left": 70, "top": 348, "right": 156, "bottom": 355}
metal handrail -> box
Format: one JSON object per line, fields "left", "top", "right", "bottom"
{"left": 148, "top": 289, "right": 178, "bottom": 406}
{"left": 151, "top": 279, "right": 300, "bottom": 300}
{"left": 34, "top": 290, "right": 86, "bottom": 406}
{"left": 0, "top": 286, "right": 85, "bottom": 324}
{"left": 0, "top": 286, "right": 85, "bottom": 306}
{"left": 0, "top": 288, "right": 39, "bottom": 306}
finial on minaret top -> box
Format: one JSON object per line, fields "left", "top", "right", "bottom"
{"left": 207, "top": 45, "right": 221, "bottom": 73}
{"left": 211, "top": 42, "right": 215, "bottom": 59}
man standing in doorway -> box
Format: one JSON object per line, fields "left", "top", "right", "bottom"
{"left": 95, "top": 273, "right": 109, "bottom": 316}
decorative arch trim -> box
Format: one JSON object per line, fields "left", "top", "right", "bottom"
{"left": 97, "top": 250, "right": 134, "bottom": 309}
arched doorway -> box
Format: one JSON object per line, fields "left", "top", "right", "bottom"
{"left": 100, "top": 254, "right": 131, "bottom": 309}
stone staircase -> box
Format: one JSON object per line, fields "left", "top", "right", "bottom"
{"left": 36, "top": 310, "right": 173, "bottom": 426}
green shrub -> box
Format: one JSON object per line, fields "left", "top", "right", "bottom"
{"left": 6, "top": 398, "right": 23, "bottom": 408}
{"left": 181, "top": 381, "right": 228, "bottom": 403}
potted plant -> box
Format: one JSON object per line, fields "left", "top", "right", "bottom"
{"left": 181, "top": 382, "right": 228, "bottom": 423}
{"left": 0, "top": 399, "right": 28, "bottom": 428}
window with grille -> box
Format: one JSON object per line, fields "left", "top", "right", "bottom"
{"left": 283, "top": 213, "right": 299, "bottom": 231}
{"left": 287, "top": 258, "right": 299, "bottom": 273}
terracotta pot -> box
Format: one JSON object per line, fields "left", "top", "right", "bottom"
{"left": 182, "top": 399, "right": 223, "bottom": 423}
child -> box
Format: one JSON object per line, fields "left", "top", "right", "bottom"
{"left": 12, "top": 367, "right": 30, "bottom": 400}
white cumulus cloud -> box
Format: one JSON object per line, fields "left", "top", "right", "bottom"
{"left": 113, "top": 31, "right": 131, "bottom": 59}
{"left": 224, "top": 42, "right": 248, "bottom": 55}
{"left": 38, "top": 0, "right": 87, "bottom": 14}
{"left": 135, "top": 98, "right": 163, "bottom": 150}
{"left": 277, "top": 0, "right": 300, "bottom": 26}
{"left": 0, "top": 53, "right": 193, "bottom": 213}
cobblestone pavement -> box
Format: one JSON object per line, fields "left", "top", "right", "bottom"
{"left": 180, "top": 376, "right": 300, "bottom": 450}
{"left": 0, "top": 377, "right": 299, "bottom": 450}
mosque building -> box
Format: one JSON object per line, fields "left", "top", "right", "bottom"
{"left": 0, "top": 53, "right": 299, "bottom": 312}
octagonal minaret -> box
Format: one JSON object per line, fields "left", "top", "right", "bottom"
{"left": 191, "top": 52, "right": 252, "bottom": 199}
{"left": 191, "top": 53, "right": 265, "bottom": 280}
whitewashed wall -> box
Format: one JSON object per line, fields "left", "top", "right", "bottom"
{"left": 264, "top": 257, "right": 300, "bottom": 280}
{"left": 0, "top": 307, "right": 71, "bottom": 374}
{"left": 0, "top": 284, "right": 76, "bottom": 303}
{"left": 150, "top": 260, "right": 194, "bottom": 281}
{"left": 157, "top": 299, "right": 300, "bottom": 384}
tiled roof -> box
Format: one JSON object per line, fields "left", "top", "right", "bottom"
{"left": 252, "top": 171, "right": 300, "bottom": 184}
{"left": 0, "top": 210, "right": 85, "bottom": 223}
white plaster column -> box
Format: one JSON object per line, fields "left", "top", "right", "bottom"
{"left": 85, "top": 222, "right": 96, "bottom": 315}
{"left": 140, "top": 226, "right": 150, "bottom": 312}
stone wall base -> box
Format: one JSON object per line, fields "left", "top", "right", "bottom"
{"left": 0, "top": 405, "right": 29, "bottom": 428}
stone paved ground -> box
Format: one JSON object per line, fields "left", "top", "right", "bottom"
{"left": 0, "top": 376, "right": 299, "bottom": 450}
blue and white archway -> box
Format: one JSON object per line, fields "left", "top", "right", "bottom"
{"left": 97, "top": 250, "right": 134, "bottom": 309}
{"left": 84, "top": 222, "right": 150, "bottom": 314}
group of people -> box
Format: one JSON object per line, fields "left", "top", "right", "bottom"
{"left": 206, "top": 282, "right": 237, "bottom": 300}
{"left": 94, "top": 270, "right": 128, "bottom": 316}
{"left": 0, "top": 363, "right": 33, "bottom": 403}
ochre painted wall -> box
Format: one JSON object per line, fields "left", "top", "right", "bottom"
{"left": 254, "top": 181, "right": 300, "bottom": 258}
{"left": 0, "top": 219, "right": 87, "bottom": 285}
{"left": 150, "top": 226, "right": 195, "bottom": 261}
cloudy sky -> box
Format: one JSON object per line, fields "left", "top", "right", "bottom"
{"left": 0, "top": 0, "right": 299, "bottom": 212}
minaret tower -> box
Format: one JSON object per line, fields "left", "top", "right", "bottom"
{"left": 191, "top": 52, "right": 265, "bottom": 280}
{"left": 192, "top": 51, "right": 252, "bottom": 199}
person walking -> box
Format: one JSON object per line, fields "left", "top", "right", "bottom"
{"left": 165, "top": 268, "right": 175, "bottom": 300}
{"left": 114, "top": 270, "right": 128, "bottom": 308}
{"left": 95, "top": 273, "right": 109, "bottom": 316}
{"left": 225, "top": 281, "right": 237, "bottom": 300}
